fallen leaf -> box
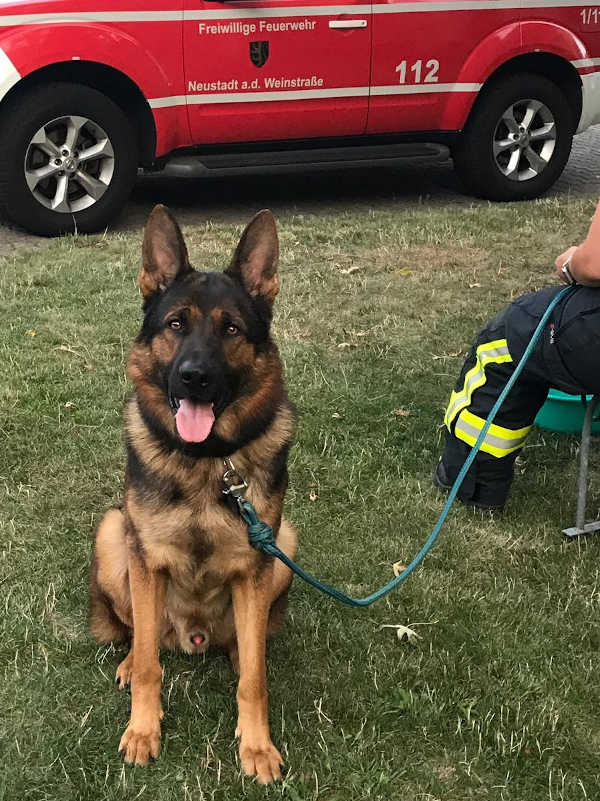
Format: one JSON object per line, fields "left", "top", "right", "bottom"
{"left": 432, "top": 349, "right": 465, "bottom": 361}
{"left": 25, "top": 329, "right": 36, "bottom": 337}
{"left": 392, "top": 408, "right": 410, "bottom": 418}
{"left": 380, "top": 624, "right": 422, "bottom": 644}
{"left": 309, "top": 489, "right": 317, "bottom": 502}
{"left": 64, "top": 402, "right": 76, "bottom": 409}
{"left": 55, "top": 344, "right": 85, "bottom": 358}
{"left": 392, "top": 562, "right": 406, "bottom": 576}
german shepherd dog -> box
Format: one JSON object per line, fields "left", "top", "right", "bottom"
{"left": 89, "top": 205, "right": 297, "bottom": 784}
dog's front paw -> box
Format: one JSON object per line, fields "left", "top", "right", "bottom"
{"left": 115, "top": 653, "right": 133, "bottom": 690}
{"left": 118, "top": 720, "right": 161, "bottom": 765}
{"left": 239, "top": 738, "right": 284, "bottom": 784}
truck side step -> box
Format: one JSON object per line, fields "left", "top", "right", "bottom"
{"left": 156, "top": 142, "right": 450, "bottom": 178}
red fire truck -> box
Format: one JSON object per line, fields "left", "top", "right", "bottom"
{"left": 0, "top": 1, "right": 597, "bottom": 234}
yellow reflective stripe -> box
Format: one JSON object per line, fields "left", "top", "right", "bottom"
{"left": 444, "top": 339, "right": 512, "bottom": 427}
{"left": 444, "top": 338, "right": 512, "bottom": 429}
{"left": 460, "top": 409, "right": 532, "bottom": 442}
{"left": 454, "top": 409, "right": 532, "bottom": 458}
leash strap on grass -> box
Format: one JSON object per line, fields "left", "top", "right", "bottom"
{"left": 239, "top": 285, "right": 575, "bottom": 608}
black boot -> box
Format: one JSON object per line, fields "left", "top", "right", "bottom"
{"left": 433, "top": 459, "right": 507, "bottom": 511}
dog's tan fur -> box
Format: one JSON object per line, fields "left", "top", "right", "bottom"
{"left": 89, "top": 206, "right": 297, "bottom": 783}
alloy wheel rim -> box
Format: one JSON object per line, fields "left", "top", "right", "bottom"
{"left": 492, "top": 99, "right": 557, "bottom": 182}
{"left": 24, "top": 115, "right": 115, "bottom": 213}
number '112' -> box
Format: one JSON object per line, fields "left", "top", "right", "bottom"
{"left": 395, "top": 59, "right": 440, "bottom": 84}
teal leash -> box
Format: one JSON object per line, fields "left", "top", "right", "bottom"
{"left": 225, "top": 285, "right": 575, "bottom": 608}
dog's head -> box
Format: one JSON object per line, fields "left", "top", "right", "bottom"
{"left": 128, "top": 205, "right": 283, "bottom": 456}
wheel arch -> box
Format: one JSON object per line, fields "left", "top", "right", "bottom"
{"left": 1, "top": 60, "right": 157, "bottom": 166}
{"left": 474, "top": 53, "right": 581, "bottom": 133}
{"left": 441, "top": 22, "right": 584, "bottom": 132}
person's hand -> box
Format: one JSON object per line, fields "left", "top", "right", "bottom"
{"left": 555, "top": 245, "right": 579, "bottom": 284}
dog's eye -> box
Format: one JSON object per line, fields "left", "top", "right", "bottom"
{"left": 225, "top": 324, "right": 239, "bottom": 336}
{"left": 168, "top": 318, "right": 183, "bottom": 331}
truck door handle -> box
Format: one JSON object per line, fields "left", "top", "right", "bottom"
{"left": 328, "top": 19, "right": 368, "bottom": 28}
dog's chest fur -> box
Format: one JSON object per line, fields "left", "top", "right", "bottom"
{"left": 123, "top": 398, "right": 290, "bottom": 636}
{"left": 129, "top": 456, "right": 259, "bottom": 581}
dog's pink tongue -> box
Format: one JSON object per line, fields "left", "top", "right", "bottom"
{"left": 175, "top": 400, "right": 215, "bottom": 442}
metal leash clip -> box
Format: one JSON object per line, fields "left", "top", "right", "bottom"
{"left": 222, "top": 457, "right": 248, "bottom": 507}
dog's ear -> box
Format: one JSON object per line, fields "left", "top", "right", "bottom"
{"left": 226, "top": 210, "right": 279, "bottom": 305}
{"left": 138, "top": 205, "right": 193, "bottom": 297}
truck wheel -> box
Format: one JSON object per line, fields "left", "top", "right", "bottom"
{"left": 0, "top": 82, "right": 137, "bottom": 236}
{"left": 453, "top": 73, "right": 574, "bottom": 201}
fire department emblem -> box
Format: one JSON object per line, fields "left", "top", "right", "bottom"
{"left": 249, "top": 41, "right": 269, "bottom": 68}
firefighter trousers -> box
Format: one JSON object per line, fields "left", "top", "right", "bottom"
{"left": 439, "top": 285, "right": 600, "bottom": 508}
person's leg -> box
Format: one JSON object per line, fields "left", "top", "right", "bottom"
{"left": 436, "top": 312, "right": 549, "bottom": 509}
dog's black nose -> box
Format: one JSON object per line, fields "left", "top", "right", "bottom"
{"left": 179, "top": 360, "right": 210, "bottom": 388}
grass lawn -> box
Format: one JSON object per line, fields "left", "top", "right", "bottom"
{"left": 2, "top": 195, "right": 600, "bottom": 801}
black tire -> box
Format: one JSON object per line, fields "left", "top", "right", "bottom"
{"left": 453, "top": 72, "right": 574, "bottom": 201}
{"left": 0, "top": 82, "right": 138, "bottom": 236}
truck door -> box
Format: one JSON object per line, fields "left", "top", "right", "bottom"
{"left": 184, "top": 0, "right": 372, "bottom": 144}
{"left": 368, "top": 0, "right": 521, "bottom": 133}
